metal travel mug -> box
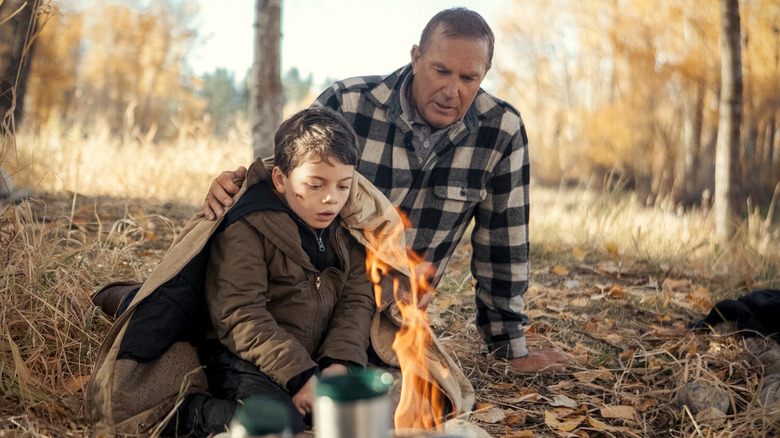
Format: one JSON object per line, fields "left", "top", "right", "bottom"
{"left": 314, "top": 368, "right": 394, "bottom": 438}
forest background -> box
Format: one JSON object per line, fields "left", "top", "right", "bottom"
{"left": 1, "top": 0, "right": 780, "bottom": 437}
{"left": 3, "top": 0, "right": 779, "bottom": 209}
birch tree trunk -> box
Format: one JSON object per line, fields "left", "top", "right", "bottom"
{"left": 249, "top": 0, "right": 283, "bottom": 159}
{"left": 714, "top": 0, "right": 743, "bottom": 241}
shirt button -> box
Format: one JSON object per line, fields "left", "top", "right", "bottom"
{"left": 460, "top": 188, "right": 467, "bottom": 196}
{"left": 423, "top": 140, "right": 430, "bottom": 148}
{"left": 418, "top": 157, "right": 423, "bottom": 164}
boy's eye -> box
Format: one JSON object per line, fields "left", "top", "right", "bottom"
{"left": 338, "top": 185, "right": 350, "bottom": 191}
{"left": 308, "top": 184, "right": 322, "bottom": 190}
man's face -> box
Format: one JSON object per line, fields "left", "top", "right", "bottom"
{"left": 272, "top": 158, "right": 354, "bottom": 229}
{"left": 410, "top": 27, "right": 490, "bottom": 129}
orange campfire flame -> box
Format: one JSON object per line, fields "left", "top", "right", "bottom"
{"left": 365, "top": 217, "right": 446, "bottom": 431}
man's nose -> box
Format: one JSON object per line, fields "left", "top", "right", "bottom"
{"left": 442, "top": 76, "right": 458, "bottom": 98}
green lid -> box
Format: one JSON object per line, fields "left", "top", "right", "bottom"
{"left": 233, "top": 395, "right": 290, "bottom": 435}
{"left": 315, "top": 368, "right": 393, "bottom": 402}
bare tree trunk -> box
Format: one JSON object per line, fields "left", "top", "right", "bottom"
{"left": 0, "top": 0, "right": 39, "bottom": 134}
{"left": 714, "top": 0, "right": 743, "bottom": 241}
{"left": 249, "top": 0, "right": 283, "bottom": 159}
{"left": 0, "top": 0, "right": 39, "bottom": 200}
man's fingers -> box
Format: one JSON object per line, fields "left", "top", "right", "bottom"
{"left": 233, "top": 165, "right": 248, "bottom": 179}
{"left": 214, "top": 172, "right": 238, "bottom": 203}
{"left": 202, "top": 194, "right": 224, "bottom": 221}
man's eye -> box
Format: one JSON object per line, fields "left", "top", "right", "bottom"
{"left": 338, "top": 185, "right": 350, "bottom": 191}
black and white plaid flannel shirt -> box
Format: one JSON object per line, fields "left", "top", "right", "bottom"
{"left": 316, "top": 65, "right": 531, "bottom": 359}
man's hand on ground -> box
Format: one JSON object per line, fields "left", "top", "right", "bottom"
{"left": 509, "top": 349, "right": 569, "bottom": 373}
{"left": 202, "top": 166, "right": 247, "bottom": 220}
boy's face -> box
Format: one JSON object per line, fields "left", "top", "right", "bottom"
{"left": 272, "top": 158, "right": 354, "bottom": 230}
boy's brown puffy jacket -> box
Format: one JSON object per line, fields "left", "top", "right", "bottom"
{"left": 85, "top": 158, "right": 474, "bottom": 436}
{"left": 204, "top": 166, "right": 375, "bottom": 390}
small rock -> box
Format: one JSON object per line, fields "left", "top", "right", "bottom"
{"left": 744, "top": 337, "right": 774, "bottom": 356}
{"left": 673, "top": 381, "right": 730, "bottom": 415}
{"left": 760, "top": 373, "right": 780, "bottom": 408}
{"left": 0, "top": 167, "right": 12, "bottom": 198}
{"left": 759, "top": 349, "right": 780, "bottom": 376}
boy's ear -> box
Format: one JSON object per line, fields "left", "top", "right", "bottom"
{"left": 271, "top": 166, "right": 286, "bottom": 193}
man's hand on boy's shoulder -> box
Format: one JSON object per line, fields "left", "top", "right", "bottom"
{"left": 203, "top": 166, "right": 247, "bottom": 220}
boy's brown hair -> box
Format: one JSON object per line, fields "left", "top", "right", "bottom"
{"left": 273, "top": 106, "right": 359, "bottom": 175}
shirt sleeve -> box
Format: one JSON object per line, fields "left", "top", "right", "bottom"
{"left": 471, "top": 122, "right": 531, "bottom": 359}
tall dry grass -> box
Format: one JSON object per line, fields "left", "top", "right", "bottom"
{"left": 6, "top": 117, "right": 254, "bottom": 205}
{"left": 530, "top": 181, "right": 780, "bottom": 298}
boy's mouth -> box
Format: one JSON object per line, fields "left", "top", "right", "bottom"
{"left": 317, "top": 212, "right": 336, "bottom": 221}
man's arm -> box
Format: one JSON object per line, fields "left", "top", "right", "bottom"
{"left": 202, "top": 166, "right": 247, "bottom": 220}
{"left": 471, "top": 121, "right": 568, "bottom": 372}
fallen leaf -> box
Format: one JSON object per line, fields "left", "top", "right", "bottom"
{"left": 635, "top": 398, "right": 656, "bottom": 412}
{"left": 489, "top": 382, "right": 516, "bottom": 391}
{"left": 604, "top": 242, "right": 619, "bottom": 257}
{"left": 544, "top": 410, "right": 586, "bottom": 432}
{"left": 600, "top": 405, "right": 637, "bottom": 420}
{"left": 65, "top": 375, "right": 91, "bottom": 393}
{"left": 552, "top": 265, "right": 569, "bottom": 276}
{"left": 505, "top": 413, "right": 526, "bottom": 426}
{"left": 572, "top": 246, "right": 587, "bottom": 260}
{"left": 573, "top": 369, "right": 614, "bottom": 384}
{"left": 472, "top": 406, "right": 506, "bottom": 424}
{"left": 607, "top": 285, "right": 627, "bottom": 299}
{"left": 595, "top": 260, "right": 620, "bottom": 275}
{"left": 551, "top": 394, "right": 579, "bottom": 408}
{"left": 504, "top": 431, "right": 534, "bottom": 438}
{"left": 571, "top": 297, "right": 589, "bottom": 306}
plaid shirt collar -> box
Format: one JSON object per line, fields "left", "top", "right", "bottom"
{"left": 370, "top": 64, "right": 480, "bottom": 133}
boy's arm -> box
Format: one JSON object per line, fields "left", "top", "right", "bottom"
{"left": 206, "top": 219, "right": 317, "bottom": 386}
{"left": 316, "top": 241, "right": 375, "bottom": 366}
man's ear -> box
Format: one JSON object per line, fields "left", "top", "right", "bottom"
{"left": 271, "top": 166, "right": 286, "bottom": 193}
{"left": 410, "top": 44, "right": 421, "bottom": 73}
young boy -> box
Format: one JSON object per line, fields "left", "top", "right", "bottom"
{"left": 176, "top": 106, "right": 375, "bottom": 435}
{"left": 87, "top": 107, "right": 475, "bottom": 437}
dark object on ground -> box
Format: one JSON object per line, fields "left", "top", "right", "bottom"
{"left": 673, "top": 381, "right": 730, "bottom": 415}
{"left": 692, "top": 289, "right": 780, "bottom": 341}
{"left": 92, "top": 281, "right": 142, "bottom": 318}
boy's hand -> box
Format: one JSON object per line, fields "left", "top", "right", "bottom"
{"left": 321, "top": 363, "right": 349, "bottom": 377}
{"left": 292, "top": 375, "right": 317, "bottom": 415}
{"left": 202, "top": 166, "right": 247, "bottom": 220}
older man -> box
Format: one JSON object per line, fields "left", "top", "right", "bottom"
{"left": 204, "top": 8, "right": 567, "bottom": 373}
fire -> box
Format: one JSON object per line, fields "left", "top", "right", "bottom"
{"left": 365, "top": 216, "right": 446, "bottom": 431}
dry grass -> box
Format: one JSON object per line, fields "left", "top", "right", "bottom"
{"left": 2, "top": 122, "right": 780, "bottom": 437}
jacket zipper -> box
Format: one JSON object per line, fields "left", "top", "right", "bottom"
{"left": 316, "top": 228, "right": 325, "bottom": 252}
